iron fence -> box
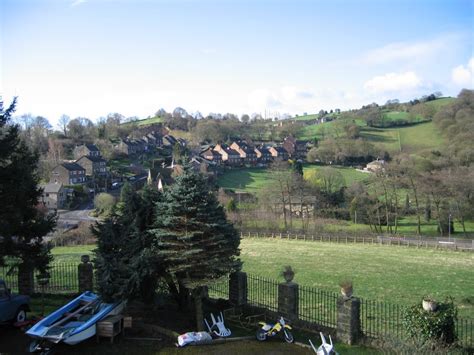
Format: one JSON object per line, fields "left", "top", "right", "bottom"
{"left": 1, "top": 263, "right": 472, "bottom": 349}
{"left": 360, "top": 297, "right": 406, "bottom": 340}
{"left": 456, "top": 317, "right": 473, "bottom": 349}
{"left": 0, "top": 263, "right": 81, "bottom": 294}
{"left": 299, "top": 285, "right": 338, "bottom": 328}
{"left": 207, "top": 278, "right": 228, "bottom": 299}
{"left": 247, "top": 274, "right": 278, "bottom": 312}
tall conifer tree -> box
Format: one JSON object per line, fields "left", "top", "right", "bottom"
{"left": 0, "top": 98, "right": 55, "bottom": 272}
{"left": 150, "top": 165, "right": 241, "bottom": 328}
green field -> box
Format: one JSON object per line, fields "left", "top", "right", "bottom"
{"left": 123, "top": 116, "right": 164, "bottom": 126}
{"left": 49, "top": 239, "right": 474, "bottom": 319}
{"left": 239, "top": 238, "right": 474, "bottom": 318}
{"left": 425, "top": 97, "right": 455, "bottom": 109}
{"left": 360, "top": 121, "right": 444, "bottom": 154}
{"left": 217, "top": 165, "right": 369, "bottom": 193}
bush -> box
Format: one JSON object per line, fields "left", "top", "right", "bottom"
{"left": 94, "top": 193, "right": 116, "bottom": 216}
{"left": 402, "top": 298, "right": 457, "bottom": 345}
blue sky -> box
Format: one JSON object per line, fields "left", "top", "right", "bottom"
{"left": 1, "top": 0, "right": 473, "bottom": 126}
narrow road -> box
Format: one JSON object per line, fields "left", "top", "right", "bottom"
{"left": 57, "top": 202, "right": 97, "bottom": 223}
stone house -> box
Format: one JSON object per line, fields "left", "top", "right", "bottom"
{"left": 51, "top": 162, "right": 86, "bottom": 185}
{"left": 365, "top": 159, "right": 385, "bottom": 173}
{"left": 116, "top": 139, "right": 146, "bottom": 155}
{"left": 75, "top": 155, "right": 107, "bottom": 177}
{"left": 269, "top": 146, "right": 289, "bottom": 160}
{"left": 254, "top": 145, "right": 273, "bottom": 163}
{"left": 201, "top": 147, "right": 222, "bottom": 165}
{"left": 282, "top": 136, "right": 307, "bottom": 159}
{"left": 73, "top": 144, "right": 101, "bottom": 159}
{"left": 230, "top": 141, "right": 258, "bottom": 165}
{"left": 40, "top": 182, "right": 66, "bottom": 210}
{"left": 213, "top": 144, "right": 241, "bottom": 166}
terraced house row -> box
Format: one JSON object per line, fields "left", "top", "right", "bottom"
{"left": 200, "top": 136, "right": 308, "bottom": 166}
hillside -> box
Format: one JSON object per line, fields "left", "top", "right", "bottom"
{"left": 360, "top": 121, "right": 445, "bottom": 154}
{"left": 296, "top": 97, "right": 453, "bottom": 155}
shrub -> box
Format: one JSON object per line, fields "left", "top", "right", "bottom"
{"left": 94, "top": 193, "right": 116, "bottom": 216}
{"left": 402, "top": 297, "right": 457, "bottom": 345}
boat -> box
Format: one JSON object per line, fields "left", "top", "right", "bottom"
{"left": 26, "top": 291, "right": 125, "bottom": 352}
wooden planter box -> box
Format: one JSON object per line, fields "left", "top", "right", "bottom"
{"left": 97, "top": 315, "right": 123, "bottom": 343}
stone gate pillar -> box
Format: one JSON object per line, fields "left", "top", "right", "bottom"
{"left": 337, "top": 296, "right": 362, "bottom": 345}
{"left": 78, "top": 255, "right": 93, "bottom": 292}
{"left": 229, "top": 271, "right": 247, "bottom": 306}
{"left": 278, "top": 282, "right": 299, "bottom": 320}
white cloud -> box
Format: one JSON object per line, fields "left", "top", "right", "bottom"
{"left": 363, "top": 35, "right": 451, "bottom": 65}
{"left": 70, "top": 0, "right": 86, "bottom": 7}
{"left": 451, "top": 57, "right": 474, "bottom": 87}
{"left": 364, "top": 71, "right": 422, "bottom": 93}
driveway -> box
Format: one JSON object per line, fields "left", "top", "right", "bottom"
{"left": 57, "top": 203, "right": 97, "bottom": 224}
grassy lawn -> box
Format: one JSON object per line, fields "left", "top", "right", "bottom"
{"left": 217, "top": 168, "right": 273, "bottom": 193}
{"left": 51, "top": 245, "right": 96, "bottom": 263}
{"left": 303, "top": 164, "right": 369, "bottom": 186}
{"left": 48, "top": 238, "right": 474, "bottom": 319}
{"left": 239, "top": 238, "right": 474, "bottom": 318}
{"left": 217, "top": 166, "right": 369, "bottom": 193}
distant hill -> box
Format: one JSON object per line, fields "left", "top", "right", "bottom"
{"left": 123, "top": 116, "right": 164, "bottom": 126}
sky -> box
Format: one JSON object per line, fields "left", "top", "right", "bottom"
{"left": 1, "top": 0, "right": 473, "bottom": 127}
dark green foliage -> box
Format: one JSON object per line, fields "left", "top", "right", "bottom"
{"left": 226, "top": 197, "right": 237, "bottom": 212}
{"left": 0, "top": 98, "right": 55, "bottom": 272}
{"left": 403, "top": 298, "right": 457, "bottom": 345}
{"left": 291, "top": 160, "right": 304, "bottom": 176}
{"left": 424, "top": 198, "right": 431, "bottom": 222}
{"left": 93, "top": 184, "right": 161, "bottom": 303}
{"left": 150, "top": 165, "right": 241, "bottom": 291}
{"left": 92, "top": 212, "right": 131, "bottom": 303}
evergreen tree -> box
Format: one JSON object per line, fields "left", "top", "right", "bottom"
{"left": 93, "top": 184, "right": 162, "bottom": 303}
{"left": 0, "top": 98, "right": 55, "bottom": 272}
{"left": 92, "top": 212, "right": 131, "bottom": 302}
{"left": 150, "top": 165, "right": 240, "bottom": 328}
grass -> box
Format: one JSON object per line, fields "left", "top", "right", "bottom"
{"left": 297, "top": 121, "right": 337, "bottom": 141}
{"left": 239, "top": 238, "right": 474, "bottom": 318}
{"left": 47, "top": 238, "right": 474, "bottom": 319}
{"left": 123, "top": 116, "right": 164, "bottom": 126}
{"left": 217, "top": 168, "right": 271, "bottom": 193}
{"left": 303, "top": 164, "right": 369, "bottom": 186}
{"left": 51, "top": 245, "right": 95, "bottom": 263}
{"left": 360, "top": 121, "right": 444, "bottom": 154}
{"left": 425, "top": 97, "right": 455, "bottom": 109}
{"left": 217, "top": 165, "right": 369, "bottom": 193}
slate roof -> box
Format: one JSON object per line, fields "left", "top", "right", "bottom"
{"left": 61, "top": 162, "right": 85, "bottom": 171}
{"left": 41, "top": 182, "right": 63, "bottom": 193}
{"left": 76, "top": 155, "right": 106, "bottom": 163}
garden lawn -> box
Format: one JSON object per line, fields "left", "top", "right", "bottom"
{"left": 239, "top": 238, "right": 474, "bottom": 318}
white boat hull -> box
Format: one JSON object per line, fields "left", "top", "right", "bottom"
{"left": 64, "top": 324, "right": 96, "bottom": 345}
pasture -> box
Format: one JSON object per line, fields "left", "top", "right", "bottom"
{"left": 217, "top": 165, "right": 369, "bottom": 193}
{"left": 360, "top": 121, "right": 444, "bottom": 154}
